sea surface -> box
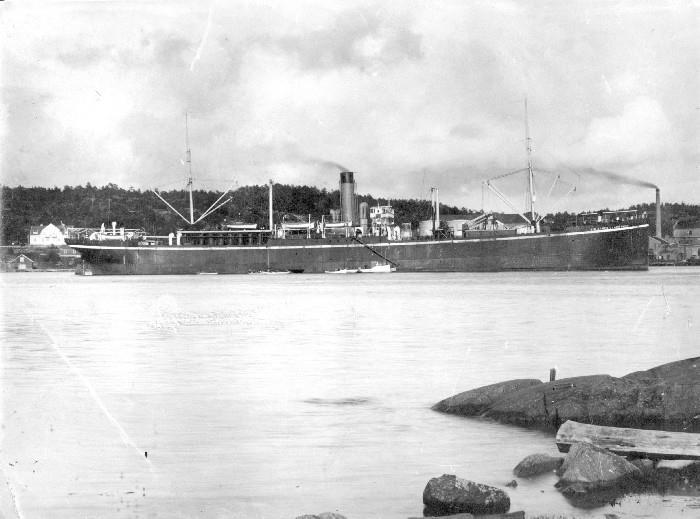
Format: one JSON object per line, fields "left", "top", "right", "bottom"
{"left": 1, "top": 269, "right": 699, "bottom": 519}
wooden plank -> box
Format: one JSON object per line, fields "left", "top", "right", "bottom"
{"left": 556, "top": 420, "right": 700, "bottom": 460}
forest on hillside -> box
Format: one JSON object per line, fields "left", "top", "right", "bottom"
{"left": 2, "top": 183, "right": 698, "bottom": 245}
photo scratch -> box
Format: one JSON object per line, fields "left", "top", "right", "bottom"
{"left": 34, "top": 319, "right": 153, "bottom": 469}
{"left": 189, "top": 2, "right": 215, "bottom": 72}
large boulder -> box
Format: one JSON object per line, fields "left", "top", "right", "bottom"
{"left": 432, "top": 357, "right": 700, "bottom": 431}
{"left": 432, "top": 379, "right": 542, "bottom": 415}
{"left": 422, "top": 474, "right": 510, "bottom": 515}
{"left": 410, "top": 514, "right": 475, "bottom": 519}
{"left": 556, "top": 442, "right": 641, "bottom": 494}
{"left": 513, "top": 453, "right": 564, "bottom": 477}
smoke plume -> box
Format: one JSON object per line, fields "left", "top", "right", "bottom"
{"left": 579, "top": 168, "right": 657, "bottom": 189}
{"left": 302, "top": 157, "right": 350, "bottom": 172}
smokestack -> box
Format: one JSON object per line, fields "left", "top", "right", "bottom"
{"left": 655, "top": 188, "right": 661, "bottom": 239}
{"left": 339, "top": 171, "right": 356, "bottom": 224}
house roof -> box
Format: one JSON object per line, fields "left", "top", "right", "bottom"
{"left": 30, "top": 223, "right": 64, "bottom": 234}
{"left": 8, "top": 254, "right": 35, "bottom": 263}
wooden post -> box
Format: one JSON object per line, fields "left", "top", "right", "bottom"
{"left": 549, "top": 368, "right": 556, "bottom": 381}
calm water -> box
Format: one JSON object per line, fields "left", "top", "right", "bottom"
{"left": 1, "top": 269, "right": 699, "bottom": 519}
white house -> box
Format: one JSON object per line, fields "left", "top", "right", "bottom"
{"left": 29, "top": 223, "right": 66, "bottom": 247}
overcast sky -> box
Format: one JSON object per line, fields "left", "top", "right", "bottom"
{"left": 1, "top": 0, "right": 697, "bottom": 213}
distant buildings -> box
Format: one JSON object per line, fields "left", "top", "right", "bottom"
{"left": 649, "top": 218, "right": 700, "bottom": 264}
{"left": 672, "top": 219, "right": 700, "bottom": 260}
{"left": 0, "top": 222, "right": 81, "bottom": 271}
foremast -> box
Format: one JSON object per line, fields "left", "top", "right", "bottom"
{"left": 185, "top": 111, "right": 195, "bottom": 224}
{"left": 152, "top": 112, "right": 234, "bottom": 227}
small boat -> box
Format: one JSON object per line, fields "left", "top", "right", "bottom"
{"left": 359, "top": 264, "right": 394, "bottom": 273}
{"left": 325, "top": 264, "right": 394, "bottom": 274}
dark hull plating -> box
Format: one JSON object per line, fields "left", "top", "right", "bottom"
{"left": 68, "top": 225, "right": 649, "bottom": 275}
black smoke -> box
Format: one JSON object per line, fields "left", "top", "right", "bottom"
{"left": 579, "top": 168, "right": 658, "bottom": 189}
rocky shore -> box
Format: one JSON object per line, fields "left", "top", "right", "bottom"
{"left": 432, "top": 357, "right": 700, "bottom": 432}
{"left": 294, "top": 359, "right": 700, "bottom": 518}
{"left": 294, "top": 452, "right": 700, "bottom": 519}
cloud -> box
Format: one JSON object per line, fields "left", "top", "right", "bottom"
{"left": 266, "top": 8, "right": 422, "bottom": 71}
{"left": 57, "top": 44, "right": 111, "bottom": 68}
{"left": 1, "top": 0, "right": 697, "bottom": 211}
{"left": 155, "top": 36, "right": 192, "bottom": 68}
{"left": 574, "top": 96, "right": 674, "bottom": 167}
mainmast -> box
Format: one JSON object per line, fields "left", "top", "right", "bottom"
{"left": 524, "top": 98, "right": 536, "bottom": 228}
{"left": 483, "top": 100, "right": 574, "bottom": 232}
{"left": 185, "top": 112, "right": 195, "bottom": 224}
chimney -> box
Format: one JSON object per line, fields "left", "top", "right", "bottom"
{"left": 655, "top": 188, "right": 661, "bottom": 239}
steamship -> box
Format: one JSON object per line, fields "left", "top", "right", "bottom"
{"left": 66, "top": 111, "right": 651, "bottom": 275}
{"left": 66, "top": 167, "right": 650, "bottom": 275}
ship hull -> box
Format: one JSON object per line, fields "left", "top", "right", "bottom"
{"left": 68, "top": 225, "right": 649, "bottom": 275}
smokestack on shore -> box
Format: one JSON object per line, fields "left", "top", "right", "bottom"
{"left": 339, "top": 171, "right": 356, "bottom": 225}
{"left": 656, "top": 188, "right": 662, "bottom": 239}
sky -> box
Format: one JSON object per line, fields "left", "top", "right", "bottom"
{"left": 1, "top": 0, "right": 698, "bottom": 213}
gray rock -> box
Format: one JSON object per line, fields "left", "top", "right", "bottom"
{"left": 432, "top": 357, "right": 700, "bottom": 431}
{"left": 556, "top": 442, "right": 641, "bottom": 493}
{"left": 295, "top": 514, "right": 346, "bottom": 519}
{"left": 431, "top": 379, "right": 542, "bottom": 415}
{"left": 513, "top": 453, "right": 564, "bottom": 477}
{"left": 423, "top": 474, "right": 510, "bottom": 515}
